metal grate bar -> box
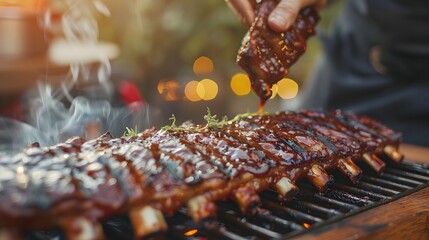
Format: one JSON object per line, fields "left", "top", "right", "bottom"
{"left": 217, "top": 207, "right": 283, "bottom": 239}
{"left": 380, "top": 172, "right": 425, "bottom": 186}
{"left": 354, "top": 181, "right": 401, "bottom": 196}
{"left": 203, "top": 223, "right": 249, "bottom": 240}
{"left": 305, "top": 192, "right": 360, "bottom": 211}
{"left": 384, "top": 168, "right": 429, "bottom": 182}
{"left": 361, "top": 175, "right": 413, "bottom": 191}
{"left": 290, "top": 200, "right": 344, "bottom": 218}
{"left": 255, "top": 211, "right": 305, "bottom": 231}
{"left": 331, "top": 183, "right": 390, "bottom": 201}
{"left": 324, "top": 189, "right": 375, "bottom": 206}
{"left": 261, "top": 199, "right": 324, "bottom": 224}
{"left": 389, "top": 163, "right": 429, "bottom": 175}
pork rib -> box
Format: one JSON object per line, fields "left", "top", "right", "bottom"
{"left": 236, "top": 0, "right": 319, "bottom": 110}
{"left": 0, "top": 110, "right": 402, "bottom": 239}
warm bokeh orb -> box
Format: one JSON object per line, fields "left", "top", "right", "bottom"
{"left": 230, "top": 73, "right": 251, "bottom": 96}
{"left": 193, "top": 56, "right": 214, "bottom": 75}
{"left": 184, "top": 80, "right": 201, "bottom": 101}
{"left": 277, "top": 78, "right": 299, "bottom": 99}
{"left": 197, "top": 79, "right": 218, "bottom": 100}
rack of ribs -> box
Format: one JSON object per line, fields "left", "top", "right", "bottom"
{"left": 236, "top": 0, "right": 319, "bottom": 111}
{"left": 0, "top": 109, "right": 403, "bottom": 239}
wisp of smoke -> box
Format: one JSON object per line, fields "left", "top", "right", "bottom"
{"left": 0, "top": 0, "right": 149, "bottom": 153}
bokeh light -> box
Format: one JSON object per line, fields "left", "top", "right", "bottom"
{"left": 157, "top": 80, "right": 166, "bottom": 94}
{"left": 230, "top": 73, "right": 251, "bottom": 96}
{"left": 197, "top": 79, "right": 218, "bottom": 100}
{"left": 277, "top": 78, "right": 299, "bottom": 99}
{"left": 0, "top": 0, "right": 48, "bottom": 9}
{"left": 158, "top": 79, "right": 180, "bottom": 101}
{"left": 184, "top": 80, "right": 201, "bottom": 102}
{"left": 270, "top": 84, "right": 278, "bottom": 99}
{"left": 193, "top": 56, "right": 214, "bottom": 75}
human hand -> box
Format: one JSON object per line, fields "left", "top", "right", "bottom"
{"left": 226, "top": 0, "right": 326, "bottom": 32}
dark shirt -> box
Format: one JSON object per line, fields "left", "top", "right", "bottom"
{"left": 299, "top": 0, "right": 429, "bottom": 146}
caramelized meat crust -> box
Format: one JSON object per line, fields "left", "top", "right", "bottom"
{"left": 237, "top": 0, "right": 319, "bottom": 108}
{"left": 0, "top": 110, "right": 401, "bottom": 230}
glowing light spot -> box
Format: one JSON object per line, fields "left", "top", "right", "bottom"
{"left": 159, "top": 80, "right": 180, "bottom": 101}
{"left": 193, "top": 56, "right": 214, "bottom": 75}
{"left": 277, "top": 78, "right": 299, "bottom": 99}
{"left": 270, "top": 84, "right": 278, "bottom": 99}
{"left": 157, "top": 80, "right": 165, "bottom": 94}
{"left": 1, "top": 0, "right": 48, "bottom": 10}
{"left": 197, "top": 79, "right": 218, "bottom": 100}
{"left": 303, "top": 223, "right": 311, "bottom": 229}
{"left": 184, "top": 229, "right": 198, "bottom": 236}
{"left": 230, "top": 73, "right": 251, "bottom": 96}
{"left": 184, "top": 80, "right": 201, "bottom": 102}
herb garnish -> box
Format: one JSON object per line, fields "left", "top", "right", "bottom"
{"left": 160, "top": 108, "right": 265, "bottom": 132}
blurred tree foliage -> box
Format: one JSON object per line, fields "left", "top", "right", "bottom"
{"left": 94, "top": 0, "right": 344, "bottom": 122}
{"left": 98, "top": 0, "right": 343, "bottom": 82}
{"left": 98, "top": 0, "right": 246, "bottom": 81}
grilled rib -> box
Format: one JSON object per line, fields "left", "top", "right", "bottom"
{"left": 236, "top": 0, "right": 319, "bottom": 109}
{"left": 0, "top": 110, "right": 402, "bottom": 239}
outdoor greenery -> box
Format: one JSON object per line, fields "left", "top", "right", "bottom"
{"left": 94, "top": 0, "right": 344, "bottom": 125}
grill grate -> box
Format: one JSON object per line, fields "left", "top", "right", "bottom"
{"left": 26, "top": 160, "right": 429, "bottom": 240}
{"left": 165, "top": 159, "right": 429, "bottom": 240}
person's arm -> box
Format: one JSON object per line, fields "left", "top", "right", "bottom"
{"left": 226, "top": 0, "right": 327, "bottom": 32}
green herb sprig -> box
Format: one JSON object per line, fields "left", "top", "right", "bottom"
{"left": 160, "top": 108, "right": 264, "bottom": 132}
{"left": 161, "top": 114, "right": 178, "bottom": 131}
{"left": 123, "top": 126, "right": 139, "bottom": 137}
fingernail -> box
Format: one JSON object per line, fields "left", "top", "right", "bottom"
{"left": 269, "top": 14, "right": 286, "bottom": 27}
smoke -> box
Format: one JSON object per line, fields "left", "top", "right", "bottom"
{"left": 0, "top": 0, "right": 150, "bottom": 153}
{"left": 29, "top": 84, "right": 149, "bottom": 145}
{"left": 0, "top": 119, "right": 42, "bottom": 154}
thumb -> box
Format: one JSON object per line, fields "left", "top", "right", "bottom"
{"left": 268, "top": 0, "right": 322, "bottom": 32}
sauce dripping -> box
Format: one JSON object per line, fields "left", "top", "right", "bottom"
{"left": 236, "top": 0, "right": 319, "bottom": 112}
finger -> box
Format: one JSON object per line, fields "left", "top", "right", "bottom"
{"left": 268, "top": 0, "right": 320, "bottom": 32}
{"left": 315, "top": 0, "right": 328, "bottom": 10}
{"left": 226, "top": 0, "right": 256, "bottom": 27}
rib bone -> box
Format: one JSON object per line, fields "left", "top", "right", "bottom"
{"left": 337, "top": 158, "right": 362, "bottom": 183}
{"left": 384, "top": 145, "right": 404, "bottom": 163}
{"left": 275, "top": 176, "right": 299, "bottom": 200}
{"left": 306, "top": 164, "right": 333, "bottom": 192}
{"left": 231, "top": 184, "right": 261, "bottom": 214}
{"left": 62, "top": 217, "right": 104, "bottom": 240}
{"left": 187, "top": 196, "right": 217, "bottom": 224}
{"left": 363, "top": 153, "right": 386, "bottom": 173}
{"left": 129, "top": 206, "right": 168, "bottom": 238}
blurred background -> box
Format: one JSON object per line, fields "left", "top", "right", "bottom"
{"left": 0, "top": 0, "right": 343, "bottom": 151}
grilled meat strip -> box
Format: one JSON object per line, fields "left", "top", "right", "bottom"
{"left": 0, "top": 110, "right": 401, "bottom": 237}
{"left": 236, "top": 0, "right": 319, "bottom": 109}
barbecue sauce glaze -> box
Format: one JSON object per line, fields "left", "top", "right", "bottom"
{"left": 236, "top": 0, "right": 319, "bottom": 112}
{"left": 0, "top": 110, "right": 401, "bottom": 229}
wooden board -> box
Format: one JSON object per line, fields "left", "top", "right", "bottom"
{"left": 401, "top": 144, "right": 429, "bottom": 164}
{"left": 292, "top": 186, "right": 429, "bottom": 240}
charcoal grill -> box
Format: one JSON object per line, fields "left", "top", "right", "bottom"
{"left": 25, "top": 156, "right": 429, "bottom": 240}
